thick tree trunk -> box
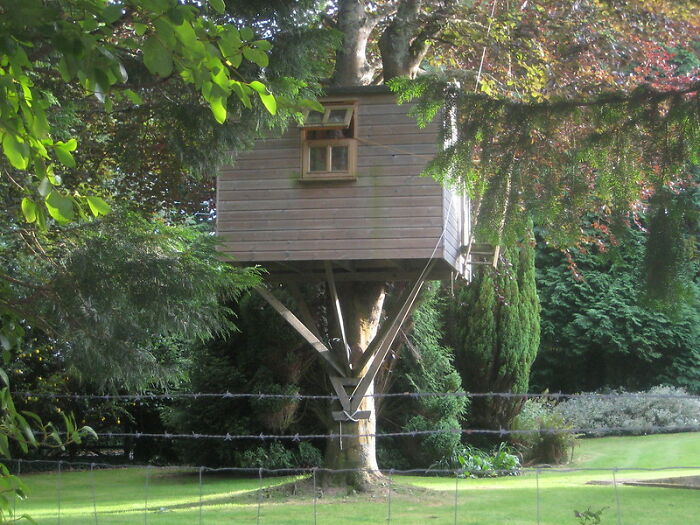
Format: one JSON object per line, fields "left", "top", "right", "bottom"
{"left": 331, "top": 0, "right": 379, "bottom": 86}
{"left": 322, "top": 282, "right": 386, "bottom": 490}
{"left": 378, "top": 0, "right": 428, "bottom": 81}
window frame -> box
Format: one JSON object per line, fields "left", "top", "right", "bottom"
{"left": 300, "top": 101, "right": 358, "bottom": 181}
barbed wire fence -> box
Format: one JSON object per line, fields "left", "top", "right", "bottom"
{"left": 4, "top": 389, "right": 700, "bottom": 524}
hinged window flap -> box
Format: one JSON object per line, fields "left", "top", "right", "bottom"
{"left": 301, "top": 105, "right": 354, "bottom": 128}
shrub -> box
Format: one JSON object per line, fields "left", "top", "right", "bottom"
{"left": 556, "top": 385, "right": 700, "bottom": 437}
{"left": 236, "top": 441, "right": 323, "bottom": 470}
{"left": 512, "top": 398, "right": 575, "bottom": 464}
{"left": 432, "top": 443, "right": 521, "bottom": 478}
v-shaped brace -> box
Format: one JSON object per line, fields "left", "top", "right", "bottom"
{"left": 329, "top": 377, "right": 372, "bottom": 421}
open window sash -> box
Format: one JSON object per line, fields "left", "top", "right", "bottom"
{"left": 301, "top": 105, "right": 354, "bottom": 129}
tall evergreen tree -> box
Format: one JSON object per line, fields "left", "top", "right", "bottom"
{"left": 445, "top": 230, "right": 540, "bottom": 431}
{"left": 377, "top": 285, "right": 468, "bottom": 469}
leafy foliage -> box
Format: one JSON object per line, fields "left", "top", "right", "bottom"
{"left": 393, "top": 74, "right": 699, "bottom": 248}
{"left": 0, "top": 372, "right": 94, "bottom": 523}
{"left": 512, "top": 397, "right": 576, "bottom": 465}
{"left": 164, "top": 291, "right": 325, "bottom": 468}
{"left": 556, "top": 386, "right": 700, "bottom": 437}
{"left": 432, "top": 442, "right": 521, "bottom": 478}
{"left": 444, "top": 232, "right": 540, "bottom": 432}
{"left": 533, "top": 220, "right": 700, "bottom": 393}
{"left": 377, "top": 286, "right": 468, "bottom": 469}
{"left": 1, "top": 210, "right": 260, "bottom": 389}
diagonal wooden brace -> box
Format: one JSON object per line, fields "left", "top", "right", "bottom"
{"left": 325, "top": 262, "right": 352, "bottom": 368}
{"left": 255, "top": 286, "right": 346, "bottom": 376}
{"left": 329, "top": 377, "right": 371, "bottom": 421}
{"left": 348, "top": 262, "right": 435, "bottom": 414}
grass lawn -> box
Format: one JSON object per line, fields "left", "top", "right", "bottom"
{"left": 13, "top": 432, "right": 700, "bottom": 524}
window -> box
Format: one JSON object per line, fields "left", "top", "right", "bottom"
{"left": 300, "top": 103, "right": 357, "bottom": 180}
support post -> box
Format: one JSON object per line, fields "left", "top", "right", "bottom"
{"left": 325, "top": 262, "right": 352, "bottom": 368}
{"left": 254, "top": 286, "right": 346, "bottom": 376}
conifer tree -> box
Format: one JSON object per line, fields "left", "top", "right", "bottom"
{"left": 445, "top": 231, "right": 540, "bottom": 431}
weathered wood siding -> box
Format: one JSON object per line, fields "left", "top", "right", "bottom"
{"left": 217, "top": 91, "right": 466, "bottom": 274}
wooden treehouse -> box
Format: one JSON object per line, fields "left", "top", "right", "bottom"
{"left": 217, "top": 86, "right": 491, "bottom": 428}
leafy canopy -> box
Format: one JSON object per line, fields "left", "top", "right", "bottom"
{"left": 0, "top": 0, "right": 278, "bottom": 227}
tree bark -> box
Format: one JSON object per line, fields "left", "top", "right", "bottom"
{"left": 378, "top": 0, "right": 426, "bottom": 81}
{"left": 322, "top": 282, "right": 386, "bottom": 490}
{"left": 331, "top": 0, "right": 379, "bottom": 86}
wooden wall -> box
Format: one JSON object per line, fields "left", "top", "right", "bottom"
{"left": 217, "top": 89, "right": 467, "bottom": 277}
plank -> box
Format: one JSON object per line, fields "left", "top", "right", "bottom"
{"left": 216, "top": 195, "right": 442, "bottom": 212}
{"left": 238, "top": 142, "right": 438, "bottom": 163}
{"left": 231, "top": 150, "right": 434, "bottom": 171}
{"left": 217, "top": 205, "right": 442, "bottom": 221}
{"left": 254, "top": 287, "right": 345, "bottom": 375}
{"left": 217, "top": 172, "right": 439, "bottom": 190}
{"left": 217, "top": 183, "right": 441, "bottom": 202}
{"left": 217, "top": 236, "right": 444, "bottom": 252}
{"left": 216, "top": 216, "right": 444, "bottom": 232}
{"left": 219, "top": 164, "right": 438, "bottom": 181}
{"left": 218, "top": 247, "right": 446, "bottom": 262}
{"left": 217, "top": 226, "right": 444, "bottom": 244}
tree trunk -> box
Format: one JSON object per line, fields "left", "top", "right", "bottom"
{"left": 331, "top": 0, "right": 379, "bottom": 86}
{"left": 322, "top": 282, "right": 386, "bottom": 490}
{"left": 378, "top": 0, "right": 427, "bottom": 82}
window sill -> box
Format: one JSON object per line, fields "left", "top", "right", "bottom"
{"left": 300, "top": 172, "right": 357, "bottom": 182}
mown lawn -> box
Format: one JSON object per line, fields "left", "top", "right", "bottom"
{"left": 13, "top": 432, "right": 700, "bottom": 524}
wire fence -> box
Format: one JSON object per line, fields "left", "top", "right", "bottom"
{"left": 4, "top": 459, "right": 700, "bottom": 525}
{"left": 4, "top": 389, "right": 700, "bottom": 523}
{"left": 12, "top": 390, "right": 700, "bottom": 401}
{"left": 12, "top": 388, "right": 700, "bottom": 441}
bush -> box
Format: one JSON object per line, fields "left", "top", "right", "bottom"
{"left": 512, "top": 398, "right": 575, "bottom": 465}
{"left": 556, "top": 385, "right": 700, "bottom": 437}
{"left": 236, "top": 441, "right": 323, "bottom": 470}
{"left": 432, "top": 443, "right": 521, "bottom": 478}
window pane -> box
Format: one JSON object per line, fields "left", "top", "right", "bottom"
{"left": 305, "top": 110, "right": 323, "bottom": 124}
{"left": 328, "top": 109, "right": 349, "bottom": 124}
{"left": 331, "top": 146, "right": 348, "bottom": 171}
{"left": 309, "top": 146, "right": 327, "bottom": 171}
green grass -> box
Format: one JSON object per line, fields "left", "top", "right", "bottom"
{"left": 13, "top": 432, "right": 700, "bottom": 524}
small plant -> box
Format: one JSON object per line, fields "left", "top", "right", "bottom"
{"left": 432, "top": 443, "right": 521, "bottom": 477}
{"left": 574, "top": 506, "right": 609, "bottom": 524}
{"left": 512, "top": 397, "right": 576, "bottom": 464}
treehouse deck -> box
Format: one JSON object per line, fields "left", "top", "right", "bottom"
{"left": 216, "top": 86, "right": 469, "bottom": 282}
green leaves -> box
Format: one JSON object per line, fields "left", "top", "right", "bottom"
{"left": 21, "top": 198, "right": 37, "bottom": 223}
{"left": 209, "top": 96, "right": 227, "bottom": 124}
{"left": 143, "top": 36, "right": 173, "bottom": 77}
{"left": 101, "top": 3, "right": 124, "bottom": 23}
{"left": 250, "top": 81, "right": 277, "bottom": 115}
{"left": 2, "top": 133, "right": 30, "bottom": 170}
{"left": 209, "top": 0, "right": 225, "bottom": 14}
{"left": 45, "top": 191, "right": 75, "bottom": 224}
{"left": 54, "top": 139, "right": 77, "bottom": 168}
{"left": 86, "top": 196, "right": 111, "bottom": 217}
{"left": 242, "top": 46, "right": 269, "bottom": 68}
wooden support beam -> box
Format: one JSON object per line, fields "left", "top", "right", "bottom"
{"left": 286, "top": 282, "right": 323, "bottom": 341}
{"left": 348, "top": 261, "right": 435, "bottom": 414}
{"left": 255, "top": 286, "right": 346, "bottom": 376}
{"left": 332, "top": 410, "right": 371, "bottom": 421}
{"left": 330, "top": 377, "right": 370, "bottom": 421}
{"left": 329, "top": 376, "right": 360, "bottom": 412}
{"left": 325, "top": 262, "right": 351, "bottom": 368}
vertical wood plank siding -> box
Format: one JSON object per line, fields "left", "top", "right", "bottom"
{"left": 217, "top": 92, "right": 465, "bottom": 272}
